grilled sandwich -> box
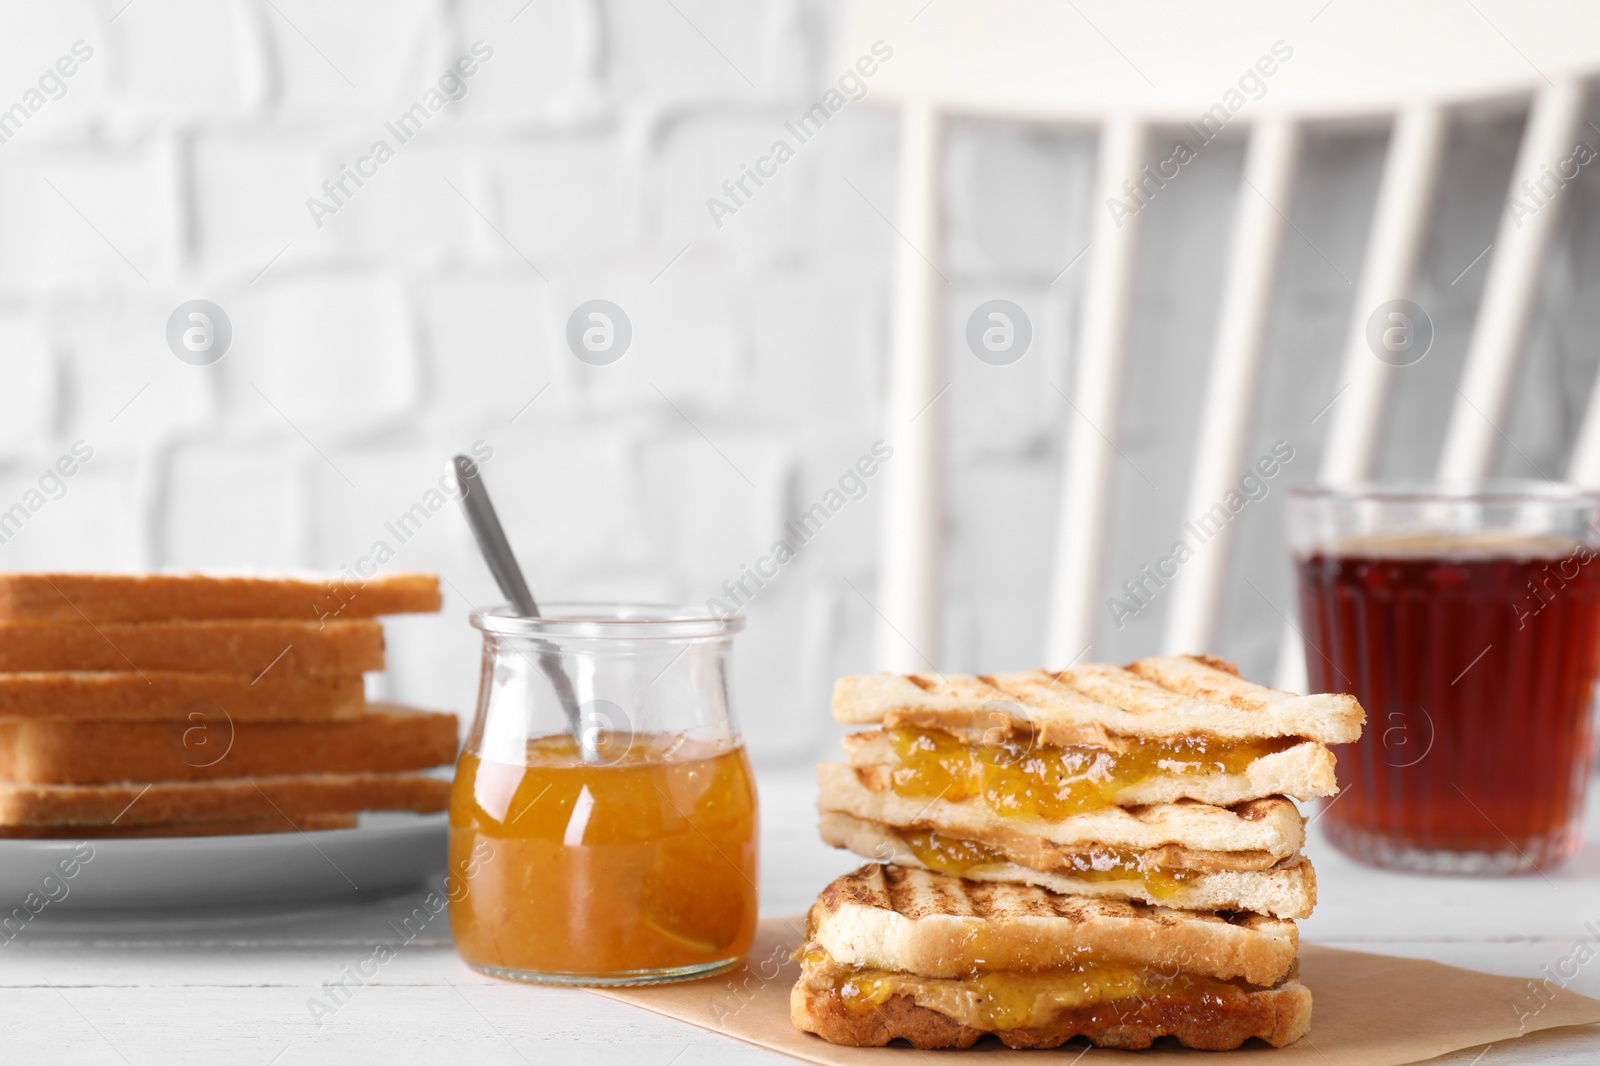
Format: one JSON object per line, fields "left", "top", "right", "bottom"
{"left": 832, "top": 655, "right": 1362, "bottom": 813}
{"left": 817, "top": 761, "right": 1315, "bottom": 917}
{"left": 818, "top": 802, "right": 1315, "bottom": 921}
{"left": 791, "top": 863, "right": 1313, "bottom": 1050}
{"left": 798, "top": 656, "right": 1361, "bottom": 1049}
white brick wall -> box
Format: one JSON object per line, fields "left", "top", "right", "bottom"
{"left": 2, "top": 4, "right": 1599, "bottom": 768}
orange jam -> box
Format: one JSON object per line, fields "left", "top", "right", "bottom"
{"left": 834, "top": 965, "right": 1260, "bottom": 1029}
{"left": 898, "top": 828, "right": 1200, "bottom": 898}
{"left": 898, "top": 828, "right": 1009, "bottom": 874}
{"left": 448, "top": 732, "right": 758, "bottom": 978}
{"left": 887, "top": 726, "right": 1295, "bottom": 820}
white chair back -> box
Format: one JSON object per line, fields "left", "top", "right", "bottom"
{"left": 842, "top": 0, "right": 1600, "bottom": 685}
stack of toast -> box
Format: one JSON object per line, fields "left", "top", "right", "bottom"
{"left": 794, "top": 654, "right": 1365, "bottom": 1051}
{"left": 0, "top": 572, "right": 460, "bottom": 838}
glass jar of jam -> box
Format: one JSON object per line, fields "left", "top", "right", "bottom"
{"left": 448, "top": 604, "right": 758, "bottom": 985}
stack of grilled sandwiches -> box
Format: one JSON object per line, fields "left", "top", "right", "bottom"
{"left": 0, "top": 572, "right": 458, "bottom": 838}
{"left": 794, "top": 654, "right": 1365, "bottom": 1051}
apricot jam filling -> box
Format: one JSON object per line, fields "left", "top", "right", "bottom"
{"left": 825, "top": 961, "right": 1263, "bottom": 1030}
{"left": 886, "top": 726, "right": 1296, "bottom": 820}
{"left": 897, "top": 828, "right": 1201, "bottom": 898}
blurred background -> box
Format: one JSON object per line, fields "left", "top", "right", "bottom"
{"left": 2, "top": 0, "right": 1598, "bottom": 770}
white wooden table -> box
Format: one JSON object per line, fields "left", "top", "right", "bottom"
{"left": 3, "top": 768, "right": 1597, "bottom": 1064}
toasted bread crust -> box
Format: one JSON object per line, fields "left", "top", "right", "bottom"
{"left": 0, "top": 813, "right": 358, "bottom": 838}
{"left": 0, "top": 619, "right": 385, "bottom": 675}
{"left": 0, "top": 704, "right": 459, "bottom": 785}
{"left": 818, "top": 813, "right": 1317, "bottom": 919}
{"left": 790, "top": 968, "right": 1312, "bottom": 1050}
{"left": 831, "top": 655, "right": 1364, "bottom": 744}
{"left": 0, "top": 671, "right": 365, "bottom": 722}
{"left": 0, "top": 772, "right": 449, "bottom": 826}
{"left": 841, "top": 731, "right": 1339, "bottom": 804}
{"left": 816, "top": 761, "right": 1305, "bottom": 857}
{"left": 0, "top": 572, "right": 440, "bottom": 623}
{"left": 810, "top": 864, "right": 1297, "bottom": 986}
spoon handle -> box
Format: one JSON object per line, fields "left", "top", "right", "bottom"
{"left": 452, "top": 455, "right": 591, "bottom": 757}
{"left": 452, "top": 455, "right": 539, "bottom": 617}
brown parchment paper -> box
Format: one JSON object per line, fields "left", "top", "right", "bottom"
{"left": 592, "top": 917, "right": 1600, "bottom": 1064}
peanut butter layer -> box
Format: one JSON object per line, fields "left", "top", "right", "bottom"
{"left": 959, "top": 824, "right": 1280, "bottom": 874}
{"left": 0, "top": 619, "right": 385, "bottom": 675}
{"left": 0, "top": 704, "right": 459, "bottom": 784}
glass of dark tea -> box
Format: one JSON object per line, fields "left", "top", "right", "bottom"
{"left": 1290, "top": 483, "right": 1600, "bottom": 875}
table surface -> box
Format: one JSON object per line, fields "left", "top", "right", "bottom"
{"left": 3, "top": 767, "right": 1598, "bottom": 1065}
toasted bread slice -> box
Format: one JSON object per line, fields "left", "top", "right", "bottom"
{"left": 0, "top": 704, "right": 459, "bottom": 784}
{"left": 0, "top": 772, "right": 449, "bottom": 826}
{"left": 819, "top": 813, "right": 1317, "bottom": 919}
{"left": 816, "top": 762, "right": 1305, "bottom": 858}
{"left": 0, "top": 619, "right": 385, "bottom": 675}
{"left": 832, "top": 654, "right": 1363, "bottom": 744}
{"left": 792, "top": 950, "right": 1312, "bottom": 1050}
{"left": 0, "top": 671, "right": 364, "bottom": 721}
{"left": 841, "top": 730, "right": 1339, "bottom": 804}
{"left": 0, "top": 814, "right": 358, "bottom": 838}
{"left": 0, "top": 572, "right": 440, "bottom": 623}
{"left": 808, "top": 863, "right": 1297, "bottom": 986}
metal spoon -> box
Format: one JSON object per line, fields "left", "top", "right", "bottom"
{"left": 451, "top": 455, "right": 593, "bottom": 761}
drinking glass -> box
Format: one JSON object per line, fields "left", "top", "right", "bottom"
{"left": 1290, "top": 483, "right": 1600, "bottom": 875}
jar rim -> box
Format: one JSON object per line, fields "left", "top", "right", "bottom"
{"left": 469, "top": 601, "right": 746, "bottom": 639}
{"left": 1289, "top": 479, "right": 1600, "bottom": 505}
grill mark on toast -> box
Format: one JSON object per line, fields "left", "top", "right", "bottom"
{"left": 832, "top": 654, "right": 1365, "bottom": 745}
{"left": 809, "top": 864, "right": 1302, "bottom": 987}
{"left": 829, "top": 864, "right": 1274, "bottom": 931}
{"left": 1062, "top": 663, "right": 1195, "bottom": 717}
{"left": 1127, "top": 657, "right": 1275, "bottom": 711}
{"left": 1232, "top": 798, "right": 1284, "bottom": 822}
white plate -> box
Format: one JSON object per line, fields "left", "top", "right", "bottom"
{"left": 0, "top": 812, "right": 448, "bottom": 910}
